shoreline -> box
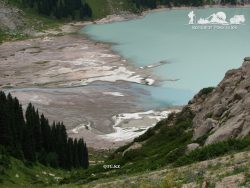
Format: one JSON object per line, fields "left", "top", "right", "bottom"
{"left": 89, "top": 4, "right": 250, "bottom": 25}
{"left": 2, "top": 4, "right": 249, "bottom": 149}
{"left": 23, "top": 3, "right": 250, "bottom": 38}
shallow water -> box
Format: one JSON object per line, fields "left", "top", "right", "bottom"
{"left": 81, "top": 7, "right": 250, "bottom": 106}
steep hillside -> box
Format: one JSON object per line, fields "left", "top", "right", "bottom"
{"left": 190, "top": 57, "right": 250, "bottom": 145}
{"left": 85, "top": 0, "right": 136, "bottom": 19}
{"left": 64, "top": 58, "right": 250, "bottom": 185}
{"left": 0, "top": 148, "right": 69, "bottom": 187}
{"left": 0, "top": 0, "right": 61, "bottom": 43}
{"left": 84, "top": 151, "right": 250, "bottom": 187}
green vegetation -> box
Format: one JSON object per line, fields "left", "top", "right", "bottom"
{"left": 34, "top": 61, "right": 50, "bottom": 65}
{"left": 0, "top": 30, "right": 29, "bottom": 44}
{"left": 63, "top": 107, "right": 195, "bottom": 184}
{"left": 63, "top": 104, "right": 250, "bottom": 185}
{"left": 0, "top": 91, "right": 89, "bottom": 170}
{"left": 0, "top": 0, "right": 62, "bottom": 43}
{"left": 85, "top": 0, "right": 135, "bottom": 19}
{"left": 1, "top": 0, "right": 244, "bottom": 43}
{"left": 199, "top": 87, "right": 215, "bottom": 96}
{"left": 0, "top": 151, "right": 70, "bottom": 187}
{"left": 175, "top": 137, "right": 250, "bottom": 167}
{"left": 8, "top": 0, "right": 92, "bottom": 20}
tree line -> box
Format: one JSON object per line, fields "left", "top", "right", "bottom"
{"left": 0, "top": 91, "right": 89, "bottom": 169}
{"left": 132, "top": 0, "right": 243, "bottom": 9}
{"left": 13, "top": 0, "right": 92, "bottom": 19}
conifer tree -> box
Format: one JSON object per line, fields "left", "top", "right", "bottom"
{"left": 0, "top": 91, "right": 89, "bottom": 169}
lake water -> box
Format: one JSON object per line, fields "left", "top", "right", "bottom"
{"left": 81, "top": 8, "right": 250, "bottom": 106}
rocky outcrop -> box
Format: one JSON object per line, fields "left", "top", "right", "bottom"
{"left": 186, "top": 143, "right": 200, "bottom": 153}
{"left": 0, "top": 0, "right": 25, "bottom": 32}
{"left": 189, "top": 58, "right": 250, "bottom": 145}
{"left": 122, "top": 142, "right": 142, "bottom": 156}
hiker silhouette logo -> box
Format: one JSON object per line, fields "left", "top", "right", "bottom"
{"left": 188, "top": 11, "right": 245, "bottom": 25}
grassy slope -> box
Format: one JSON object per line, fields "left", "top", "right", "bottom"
{"left": 0, "top": 9, "right": 61, "bottom": 43}
{"left": 0, "top": 157, "right": 70, "bottom": 188}
{"left": 29, "top": 149, "right": 250, "bottom": 187}
{"left": 1, "top": 0, "right": 66, "bottom": 43}
{"left": 1, "top": 0, "right": 137, "bottom": 42}
{"left": 83, "top": 151, "right": 250, "bottom": 188}
{"left": 85, "top": 0, "right": 136, "bottom": 19}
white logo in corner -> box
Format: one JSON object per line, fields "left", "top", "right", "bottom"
{"left": 188, "top": 11, "right": 245, "bottom": 30}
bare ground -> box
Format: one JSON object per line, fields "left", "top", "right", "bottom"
{"left": 0, "top": 21, "right": 164, "bottom": 149}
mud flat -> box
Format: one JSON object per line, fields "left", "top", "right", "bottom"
{"left": 0, "top": 24, "right": 170, "bottom": 149}
{"left": 0, "top": 34, "right": 155, "bottom": 88}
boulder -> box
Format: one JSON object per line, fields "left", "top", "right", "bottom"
{"left": 213, "top": 104, "right": 226, "bottom": 117}
{"left": 244, "top": 57, "right": 250, "bottom": 61}
{"left": 122, "top": 142, "right": 142, "bottom": 156}
{"left": 186, "top": 143, "right": 200, "bottom": 153}
{"left": 190, "top": 58, "right": 250, "bottom": 145}
{"left": 193, "top": 118, "right": 218, "bottom": 140}
{"left": 205, "top": 114, "right": 245, "bottom": 145}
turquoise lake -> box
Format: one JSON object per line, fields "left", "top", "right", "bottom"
{"left": 81, "top": 8, "right": 250, "bottom": 106}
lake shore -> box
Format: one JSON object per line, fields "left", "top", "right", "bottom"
{"left": 0, "top": 13, "right": 170, "bottom": 149}
{"left": 1, "top": 4, "right": 247, "bottom": 149}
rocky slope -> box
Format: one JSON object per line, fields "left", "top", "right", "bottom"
{"left": 0, "top": 0, "right": 25, "bottom": 32}
{"left": 190, "top": 57, "right": 250, "bottom": 146}
{"left": 66, "top": 58, "right": 250, "bottom": 186}
{"left": 117, "top": 57, "right": 250, "bottom": 156}
{"left": 86, "top": 151, "right": 250, "bottom": 188}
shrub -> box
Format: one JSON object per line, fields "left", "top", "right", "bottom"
{"left": 199, "top": 87, "right": 215, "bottom": 96}
{"left": 175, "top": 137, "right": 250, "bottom": 167}
{"left": 0, "top": 145, "right": 10, "bottom": 175}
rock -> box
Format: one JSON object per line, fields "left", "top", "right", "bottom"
{"left": 193, "top": 118, "right": 218, "bottom": 140}
{"left": 234, "top": 89, "right": 248, "bottom": 99}
{"left": 215, "top": 174, "right": 245, "bottom": 188}
{"left": 0, "top": 1, "right": 24, "bottom": 31}
{"left": 122, "top": 142, "right": 142, "bottom": 156}
{"left": 213, "top": 104, "right": 226, "bottom": 117}
{"left": 205, "top": 114, "right": 245, "bottom": 145}
{"left": 186, "top": 143, "right": 200, "bottom": 153}
{"left": 182, "top": 182, "right": 197, "bottom": 188}
{"left": 190, "top": 58, "right": 250, "bottom": 145}
{"left": 201, "top": 181, "right": 209, "bottom": 188}
{"left": 242, "top": 59, "right": 250, "bottom": 75}
{"left": 244, "top": 57, "right": 250, "bottom": 61}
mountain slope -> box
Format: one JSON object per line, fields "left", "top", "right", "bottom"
{"left": 85, "top": 151, "right": 250, "bottom": 188}
{"left": 0, "top": 149, "right": 69, "bottom": 187}
{"left": 191, "top": 57, "right": 250, "bottom": 145}
{"left": 0, "top": 0, "right": 61, "bottom": 43}
{"left": 64, "top": 57, "right": 250, "bottom": 186}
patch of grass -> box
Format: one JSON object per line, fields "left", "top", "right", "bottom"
{"left": 1, "top": 0, "right": 64, "bottom": 43}
{"left": 0, "top": 145, "right": 73, "bottom": 187}
{"left": 0, "top": 30, "right": 29, "bottom": 44}
{"left": 199, "top": 87, "right": 215, "bottom": 96}
{"left": 194, "top": 132, "right": 211, "bottom": 146}
{"left": 23, "top": 9, "right": 62, "bottom": 32}
{"left": 85, "top": 0, "right": 136, "bottom": 19}
{"left": 175, "top": 137, "right": 250, "bottom": 167}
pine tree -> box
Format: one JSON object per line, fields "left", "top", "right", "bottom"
{"left": 0, "top": 91, "right": 89, "bottom": 169}
{"left": 40, "top": 114, "right": 51, "bottom": 152}
{"left": 66, "top": 138, "right": 74, "bottom": 169}
{"left": 23, "top": 103, "right": 36, "bottom": 162}
{"left": 83, "top": 142, "right": 89, "bottom": 169}
{"left": 0, "top": 92, "right": 12, "bottom": 147}
{"left": 73, "top": 139, "right": 80, "bottom": 167}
